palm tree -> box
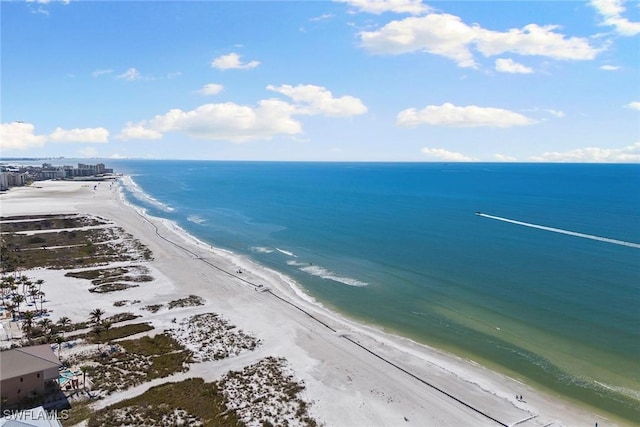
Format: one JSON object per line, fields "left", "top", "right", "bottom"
{"left": 54, "top": 335, "right": 65, "bottom": 360}
{"left": 92, "top": 323, "right": 104, "bottom": 344}
{"left": 12, "top": 294, "right": 24, "bottom": 317}
{"left": 102, "top": 321, "right": 112, "bottom": 345}
{"left": 57, "top": 316, "right": 72, "bottom": 337}
{"left": 89, "top": 308, "right": 105, "bottom": 325}
{"left": 35, "top": 279, "right": 44, "bottom": 292}
{"left": 38, "top": 318, "right": 53, "bottom": 336}
{"left": 80, "top": 366, "right": 88, "bottom": 390}
{"left": 38, "top": 291, "right": 46, "bottom": 314}
{"left": 20, "top": 277, "right": 32, "bottom": 296}
{"left": 29, "top": 287, "right": 39, "bottom": 305}
{"left": 21, "top": 310, "right": 36, "bottom": 343}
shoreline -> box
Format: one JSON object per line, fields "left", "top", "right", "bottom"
{"left": 0, "top": 180, "right": 626, "bottom": 426}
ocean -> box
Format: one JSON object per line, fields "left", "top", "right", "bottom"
{"left": 112, "top": 160, "right": 640, "bottom": 422}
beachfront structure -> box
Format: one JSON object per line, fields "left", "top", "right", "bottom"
{"left": 0, "top": 171, "right": 28, "bottom": 191}
{"left": 0, "top": 345, "right": 62, "bottom": 406}
{"left": 0, "top": 163, "right": 115, "bottom": 190}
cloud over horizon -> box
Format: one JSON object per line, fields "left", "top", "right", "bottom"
{"left": 267, "top": 84, "right": 368, "bottom": 117}
{"left": 0, "top": 122, "right": 47, "bottom": 150}
{"left": 531, "top": 142, "right": 640, "bottom": 163}
{"left": 396, "top": 103, "right": 536, "bottom": 128}
{"left": 0, "top": 123, "right": 108, "bottom": 150}
{"left": 119, "top": 84, "right": 367, "bottom": 142}
{"left": 358, "top": 13, "right": 601, "bottom": 68}
{"left": 49, "top": 127, "right": 110, "bottom": 143}
{"left": 118, "top": 100, "right": 302, "bottom": 143}
{"left": 421, "top": 147, "right": 474, "bottom": 161}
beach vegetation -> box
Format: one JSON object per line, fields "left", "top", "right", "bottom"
{"left": 143, "top": 303, "right": 163, "bottom": 313}
{"left": 60, "top": 400, "right": 94, "bottom": 427}
{"left": 77, "top": 333, "right": 191, "bottom": 395}
{"left": 89, "top": 308, "right": 105, "bottom": 324}
{"left": 88, "top": 282, "right": 138, "bottom": 293}
{"left": 168, "top": 294, "right": 205, "bottom": 309}
{"left": 0, "top": 214, "right": 154, "bottom": 271}
{"left": 113, "top": 299, "right": 140, "bottom": 307}
{"left": 84, "top": 322, "right": 153, "bottom": 343}
{"left": 167, "top": 313, "right": 260, "bottom": 362}
{"left": 87, "top": 378, "right": 242, "bottom": 427}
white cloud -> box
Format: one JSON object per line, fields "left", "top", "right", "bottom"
{"left": 336, "top": 0, "right": 430, "bottom": 15}
{"left": 396, "top": 103, "right": 536, "bottom": 128}
{"left": 358, "top": 14, "right": 600, "bottom": 68}
{"left": 117, "top": 68, "right": 142, "bottom": 81}
{"left": 600, "top": 64, "right": 621, "bottom": 70}
{"left": 117, "top": 123, "right": 164, "bottom": 140}
{"left": 310, "top": 13, "right": 334, "bottom": 21}
{"left": 474, "top": 24, "right": 600, "bottom": 60}
{"left": 495, "top": 58, "right": 533, "bottom": 74}
{"left": 48, "top": 127, "right": 109, "bottom": 143}
{"left": 91, "top": 69, "right": 114, "bottom": 77}
{"left": 421, "top": 147, "right": 473, "bottom": 161}
{"left": 211, "top": 53, "right": 260, "bottom": 70}
{"left": 198, "top": 83, "right": 224, "bottom": 96}
{"left": 625, "top": 101, "right": 640, "bottom": 110}
{"left": 544, "top": 109, "right": 565, "bottom": 118}
{"left": 0, "top": 122, "right": 47, "bottom": 150}
{"left": 590, "top": 0, "right": 640, "bottom": 36}
{"left": 118, "top": 100, "right": 302, "bottom": 143}
{"left": 167, "top": 71, "right": 182, "bottom": 79}
{"left": 267, "top": 84, "right": 368, "bottom": 116}
{"left": 359, "top": 14, "right": 478, "bottom": 68}
{"left": 531, "top": 142, "right": 640, "bottom": 163}
{"left": 493, "top": 153, "right": 517, "bottom": 162}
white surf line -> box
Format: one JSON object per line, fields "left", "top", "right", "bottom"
{"left": 477, "top": 213, "right": 640, "bottom": 249}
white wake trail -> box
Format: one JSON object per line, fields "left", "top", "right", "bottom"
{"left": 477, "top": 213, "right": 640, "bottom": 249}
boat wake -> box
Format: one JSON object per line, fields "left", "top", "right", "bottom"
{"left": 477, "top": 213, "right": 640, "bottom": 249}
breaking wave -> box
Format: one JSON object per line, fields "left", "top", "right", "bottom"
{"left": 122, "top": 175, "right": 175, "bottom": 213}
{"left": 251, "top": 246, "right": 274, "bottom": 254}
{"left": 276, "top": 248, "right": 297, "bottom": 257}
{"left": 187, "top": 215, "right": 206, "bottom": 225}
{"left": 298, "top": 264, "right": 368, "bottom": 287}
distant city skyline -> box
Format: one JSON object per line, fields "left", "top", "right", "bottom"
{"left": 1, "top": 0, "right": 639, "bottom": 162}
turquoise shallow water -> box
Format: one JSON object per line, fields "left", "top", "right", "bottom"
{"left": 113, "top": 160, "right": 640, "bottom": 421}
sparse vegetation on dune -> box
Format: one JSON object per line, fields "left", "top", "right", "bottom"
{"left": 168, "top": 294, "right": 205, "bottom": 309}
{"left": 220, "top": 357, "right": 318, "bottom": 427}
{"left": 87, "top": 358, "right": 318, "bottom": 427}
{"left": 77, "top": 334, "right": 191, "bottom": 395}
{"left": 0, "top": 214, "right": 153, "bottom": 272}
{"left": 87, "top": 378, "right": 243, "bottom": 427}
{"left": 168, "top": 313, "right": 260, "bottom": 361}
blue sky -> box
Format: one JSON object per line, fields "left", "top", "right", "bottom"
{"left": 1, "top": 0, "right": 639, "bottom": 162}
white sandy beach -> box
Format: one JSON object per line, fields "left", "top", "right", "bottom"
{"left": 0, "top": 180, "right": 619, "bottom": 426}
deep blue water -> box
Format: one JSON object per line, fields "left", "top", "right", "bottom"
{"left": 111, "top": 160, "right": 640, "bottom": 420}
